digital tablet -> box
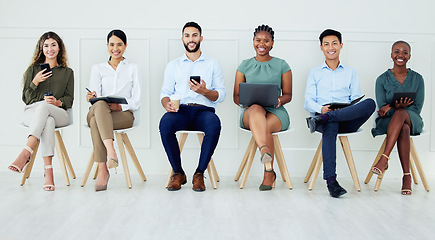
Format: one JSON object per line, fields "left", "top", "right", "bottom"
{"left": 389, "top": 92, "right": 416, "bottom": 107}
{"left": 327, "top": 95, "right": 365, "bottom": 110}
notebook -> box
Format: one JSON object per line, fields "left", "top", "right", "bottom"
{"left": 89, "top": 96, "right": 127, "bottom": 105}
{"left": 389, "top": 92, "right": 416, "bottom": 107}
{"left": 327, "top": 95, "right": 365, "bottom": 110}
{"left": 239, "top": 83, "right": 279, "bottom": 108}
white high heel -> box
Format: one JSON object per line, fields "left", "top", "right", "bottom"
{"left": 43, "top": 165, "right": 55, "bottom": 191}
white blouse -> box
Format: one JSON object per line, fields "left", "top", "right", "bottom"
{"left": 89, "top": 59, "right": 141, "bottom": 111}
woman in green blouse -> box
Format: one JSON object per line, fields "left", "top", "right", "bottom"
{"left": 8, "top": 32, "right": 74, "bottom": 191}
{"left": 371, "top": 41, "right": 424, "bottom": 195}
{"left": 233, "top": 25, "right": 292, "bottom": 191}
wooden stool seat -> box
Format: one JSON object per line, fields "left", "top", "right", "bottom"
{"left": 234, "top": 127, "right": 293, "bottom": 189}
{"left": 164, "top": 131, "right": 219, "bottom": 189}
{"left": 304, "top": 128, "right": 363, "bottom": 191}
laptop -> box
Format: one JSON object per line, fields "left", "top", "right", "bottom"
{"left": 389, "top": 92, "right": 416, "bottom": 107}
{"left": 239, "top": 83, "right": 279, "bottom": 108}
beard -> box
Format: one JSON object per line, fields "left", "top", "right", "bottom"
{"left": 183, "top": 41, "right": 201, "bottom": 53}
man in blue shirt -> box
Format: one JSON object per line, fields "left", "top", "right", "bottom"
{"left": 159, "top": 22, "right": 226, "bottom": 192}
{"left": 304, "top": 29, "right": 375, "bottom": 198}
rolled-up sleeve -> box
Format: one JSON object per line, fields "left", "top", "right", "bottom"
{"left": 211, "top": 61, "right": 226, "bottom": 103}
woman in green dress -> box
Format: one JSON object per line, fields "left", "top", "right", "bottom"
{"left": 233, "top": 25, "right": 292, "bottom": 191}
{"left": 371, "top": 40, "right": 424, "bottom": 195}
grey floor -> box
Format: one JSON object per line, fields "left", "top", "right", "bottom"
{"left": 0, "top": 171, "right": 434, "bottom": 240}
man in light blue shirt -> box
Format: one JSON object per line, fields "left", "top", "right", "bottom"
{"left": 304, "top": 29, "right": 375, "bottom": 198}
{"left": 159, "top": 22, "right": 226, "bottom": 192}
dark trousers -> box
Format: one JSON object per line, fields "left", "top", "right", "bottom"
{"left": 159, "top": 105, "right": 221, "bottom": 174}
{"left": 316, "top": 99, "right": 376, "bottom": 180}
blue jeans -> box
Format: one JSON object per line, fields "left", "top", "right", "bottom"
{"left": 159, "top": 105, "right": 221, "bottom": 174}
{"left": 316, "top": 99, "right": 376, "bottom": 180}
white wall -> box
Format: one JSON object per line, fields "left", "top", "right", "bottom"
{"left": 1, "top": 0, "right": 434, "bottom": 181}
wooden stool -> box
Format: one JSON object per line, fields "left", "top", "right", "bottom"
{"left": 21, "top": 110, "right": 75, "bottom": 186}
{"left": 364, "top": 130, "right": 430, "bottom": 192}
{"left": 304, "top": 129, "right": 363, "bottom": 191}
{"left": 81, "top": 125, "right": 147, "bottom": 189}
{"left": 235, "top": 127, "right": 293, "bottom": 189}
{"left": 165, "top": 131, "right": 219, "bottom": 189}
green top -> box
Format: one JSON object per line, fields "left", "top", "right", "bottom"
{"left": 22, "top": 65, "right": 74, "bottom": 109}
{"left": 237, "top": 57, "right": 291, "bottom": 130}
{"left": 372, "top": 69, "right": 424, "bottom": 137}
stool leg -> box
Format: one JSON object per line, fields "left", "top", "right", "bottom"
{"left": 81, "top": 152, "right": 95, "bottom": 187}
{"left": 305, "top": 139, "right": 322, "bottom": 183}
{"left": 409, "top": 154, "right": 418, "bottom": 184}
{"left": 410, "top": 138, "right": 430, "bottom": 191}
{"left": 121, "top": 133, "right": 146, "bottom": 182}
{"left": 240, "top": 141, "right": 257, "bottom": 189}
{"left": 209, "top": 158, "right": 219, "bottom": 182}
{"left": 55, "top": 131, "right": 70, "bottom": 186}
{"left": 115, "top": 133, "right": 132, "bottom": 189}
{"left": 308, "top": 152, "right": 322, "bottom": 190}
{"left": 365, "top": 138, "right": 386, "bottom": 184}
{"left": 165, "top": 168, "right": 175, "bottom": 188}
{"left": 235, "top": 137, "right": 255, "bottom": 181}
{"left": 339, "top": 136, "right": 361, "bottom": 191}
{"left": 273, "top": 135, "right": 292, "bottom": 189}
{"left": 55, "top": 131, "right": 76, "bottom": 179}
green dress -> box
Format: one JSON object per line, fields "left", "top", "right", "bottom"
{"left": 371, "top": 69, "right": 424, "bottom": 137}
{"left": 237, "top": 57, "right": 291, "bottom": 130}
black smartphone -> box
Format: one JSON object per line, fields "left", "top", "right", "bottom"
{"left": 40, "top": 63, "right": 51, "bottom": 73}
{"left": 190, "top": 76, "right": 201, "bottom": 84}
{"left": 44, "top": 92, "right": 53, "bottom": 96}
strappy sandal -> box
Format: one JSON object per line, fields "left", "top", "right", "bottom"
{"left": 8, "top": 146, "right": 33, "bottom": 173}
{"left": 259, "top": 145, "right": 273, "bottom": 171}
{"left": 401, "top": 173, "right": 412, "bottom": 195}
{"left": 43, "top": 165, "right": 55, "bottom": 191}
{"left": 371, "top": 153, "right": 390, "bottom": 177}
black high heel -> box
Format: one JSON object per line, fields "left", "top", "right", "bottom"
{"left": 259, "top": 170, "right": 276, "bottom": 191}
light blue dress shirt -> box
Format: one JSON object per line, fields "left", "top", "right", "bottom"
{"left": 160, "top": 53, "right": 226, "bottom": 109}
{"left": 304, "top": 62, "right": 362, "bottom": 115}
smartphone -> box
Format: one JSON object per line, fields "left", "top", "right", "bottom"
{"left": 40, "top": 63, "right": 51, "bottom": 73}
{"left": 44, "top": 92, "right": 53, "bottom": 96}
{"left": 190, "top": 76, "right": 201, "bottom": 84}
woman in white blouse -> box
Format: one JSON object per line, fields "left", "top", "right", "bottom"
{"left": 86, "top": 29, "right": 141, "bottom": 191}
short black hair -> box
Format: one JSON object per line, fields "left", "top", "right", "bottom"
{"left": 253, "top": 24, "right": 274, "bottom": 41}
{"left": 182, "top": 22, "right": 202, "bottom": 36}
{"left": 107, "top": 29, "right": 127, "bottom": 45}
{"left": 392, "top": 40, "right": 411, "bottom": 53}
{"left": 319, "top": 29, "right": 342, "bottom": 45}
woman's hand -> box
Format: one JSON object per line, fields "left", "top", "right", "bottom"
{"left": 108, "top": 103, "right": 122, "bottom": 112}
{"left": 394, "top": 97, "right": 414, "bottom": 109}
{"left": 32, "top": 69, "right": 52, "bottom": 87}
{"left": 44, "top": 96, "right": 62, "bottom": 107}
{"left": 377, "top": 104, "right": 392, "bottom": 117}
{"left": 86, "top": 91, "right": 97, "bottom": 102}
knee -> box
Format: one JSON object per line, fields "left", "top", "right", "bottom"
{"left": 203, "top": 116, "right": 221, "bottom": 136}
{"left": 400, "top": 123, "right": 411, "bottom": 136}
{"left": 88, "top": 116, "right": 97, "bottom": 128}
{"left": 159, "top": 113, "right": 176, "bottom": 134}
{"left": 366, "top": 98, "right": 376, "bottom": 112}
{"left": 393, "top": 108, "right": 408, "bottom": 118}
{"left": 45, "top": 117, "right": 55, "bottom": 130}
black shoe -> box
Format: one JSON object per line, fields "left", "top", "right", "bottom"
{"left": 306, "top": 116, "right": 322, "bottom": 133}
{"left": 327, "top": 179, "right": 347, "bottom": 198}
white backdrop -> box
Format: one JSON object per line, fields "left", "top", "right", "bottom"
{"left": 0, "top": 0, "right": 434, "bottom": 181}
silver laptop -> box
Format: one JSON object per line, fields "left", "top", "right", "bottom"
{"left": 239, "top": 83, "right": 280, "bottom": 108}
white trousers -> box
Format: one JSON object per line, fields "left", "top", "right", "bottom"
{"left": 23, "top": 101, "right": 69, "bottom": 157}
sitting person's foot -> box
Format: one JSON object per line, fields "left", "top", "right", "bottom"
{"left": 192, "top": 172, "right": 206, "bottom": 192}
{"left": 327, "top": 178, "right": 347, "bottom": 198}
{"left": 401, "top": 173, "right": 412, "bottom": 195}
{"left": 259, "top": 170, "right": 276, "bottom": 191}
{"left": 371, "top": 155, "right": 389, "bottom": 176}
{"left": 167, "top": 172, "right": 187, "bottom": 191}
{"left": 95, "top": 166, "right": 110, "bottom": 191}
{"left": 43, "top": 165, "right": 55, "bottom": 191}
{"left": 9, "top": 148, "right": 32, "bottom": 173}
{"left": 306, "top": 116, "right": 322, "bottom": 133}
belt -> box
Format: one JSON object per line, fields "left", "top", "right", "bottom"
{"left": 184, "top": 103, "right": 206, "bottom": 107}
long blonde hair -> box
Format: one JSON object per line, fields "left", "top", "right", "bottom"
{"left": 30, "top": 31, "right": 69, "bottom": 67}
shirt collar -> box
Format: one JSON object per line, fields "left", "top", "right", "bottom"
{"left": 182, "top": 52, "right": 205, "bottom": 62}
{"left": 105, "top": 58, "right": 128, "bottom": 69}
{"left": 321, "top": 61, "right": 344, "bottom": 70}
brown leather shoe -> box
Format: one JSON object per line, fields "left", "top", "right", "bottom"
{"left": 167, "top": 173, "right": 187, "bottom": 191}
{"left": 192, "top": 172, "right": 206, "bottom": 192}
